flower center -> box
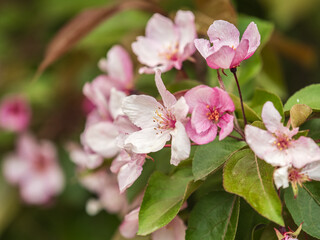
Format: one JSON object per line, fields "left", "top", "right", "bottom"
{"left": 274, "top": 134, "right": 291, "bottom": 150}
{"left": 159, "top": 42, "right": 179, "bottom": 61}
{"left": 34, "top": 154, "right": 48, "bottom": 172}
{"left": 206, "top": 105, "right": 220, "bottom": 122}
{"left": 153, "top": 106, "right": 176, "bottom": 134}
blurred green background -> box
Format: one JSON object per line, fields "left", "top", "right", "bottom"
{"left": 0, "top": 0, "right": 319, "bottom": 239}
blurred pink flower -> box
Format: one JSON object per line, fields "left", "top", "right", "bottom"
{"left": 245, "top": 101, "right": 320, "bottom": 169}
{"left": 132, "top": 10, "right": 196, "bottom": 74}
{"left": 120, "top": 207, "right": 186, "bottom": 239}
{"left": 0, "top": 95, "right": 31, "bottom": 132}
{"left": 3, "top": 134, "right": 64, "bottom": 205}
{"left": 184, "top": 85, "right": 235, "bottom": 144}
{"left": 80, "top": 169, "right": 128, "bottom": 214}
{"left": 194, "top": 20, "right": 260, "bottom": 69}
{"left": 122, "top": 69, "right": 190, "bottom": 166}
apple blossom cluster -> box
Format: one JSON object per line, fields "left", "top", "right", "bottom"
{"left": 0, "top": 95, "right": 65, "bottom": 205}
{"left": 245, "top": 101, "right": 320, "bottom": 196}
{"left": 66, "top": 8, "right": 320, "bottom": 239}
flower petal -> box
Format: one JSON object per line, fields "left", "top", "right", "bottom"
{"left": 301, "top": 161, "right": 320, "bottom": 181}
{"left": 207, "top": 20, "right": 240, "bottom": 50}
{"left": 194, "top": 39, "right": 215, "bottom": 59}
{"left": 174, "top": 10, "right": 196, "bottom": 53}
{"left": 152, "top": 216, "right": 186, "bottom": 240}
{"left": 191, "top": 105, "right": 212, "bottom": 134}
{"left": 155, "top": 69, "right": 177, "bottom": 108}
{"left": 245, "top": 125, "right": 289, "bottom": 166}
{"left": 170, "top": 96, "right": 189, "bottom": 122}
{"left": 170, "top": 121, "right": 190, "bottom": 166}
{"left": 184, "top": 85, "right": 216, "bottom": 112}
{"left": 104, "top": 45, "right": 133, "bottom": 88}
{"left": 206, "top": 46, "right": 236, "bottom": 69}
{"left": 230, "top": 39, "right": 249, "bottom": 68}
{"left": 3, "top": 154, "right": 27, "bottom": 184}
{"left": 213, "top": 87, "right": 235, "bottom": 113}
{"left": 122, "top": 95, "right": 162, "bottom": 129}
{"left": 241, "top": 22, "right": 260, "bottom": 59}
{"left": 120, "top": 207, "right": 140, "bottom": 239}
{"left": 288, "top": 136, "right": 320, "bottom": 169}
{"left": 109, "top": 88, "right": 126, "bottom": 120}
{"left": 261, "top": 101, "right": 284, "bottom": 134}
{"left": 84, "top": 122, "right": 120, "bottom": 158}
{"left": 274, "top": 166, "right": 289, "bottom": 189}
{"left": 186, "top": 120, "right": 217, "bottom": 145}
{"left": 146, "top": 13, "right": 177, "bottom": 45}
{"left": 125, "top": 128, "right": 170, "bottom": 154}
{"left": 217, "top": 113, "right": 234, "bottom": 140}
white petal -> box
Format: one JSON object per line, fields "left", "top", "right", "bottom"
{"left": 2, "top": 154, "right": 27, "bottom": 184}
{"left": 120, "top": 207, "right": 140, "bottom": 239}
{"left": 122, "top": 95, "right": 162, "bottom": 129}
{"left": 194, "top": 39, "right": 215, "bottom": 59}
{"left": 261, "top": 101, "right": 284, "bottom": 134}
{"left": 155, "top": 69, "right": 177, "bottom": 108}
{"left": 118, "top": 160, "right": 145, "bottom": 193}
{"left": 301, "top": 161, "right": 320, "bottom": 181}
{"left": 170, "top": 121, "right": 190, "bottom": 166}
{"left": 152, "top": 216, "right": 186, "bottom": 240}
{"left": 274, "top": 166, "right": 289, "bottom": 189}
{"left": 109, "top": 88, "right": 126, "bottom": 120}
{"left": 125, "top": 128, "right": 170, "bottom": 154}
{"left": 170, "top": 96, "right": 189, "bottom": 122}
{"left": 84, "top": 122, "right": 120, "bottom": 158}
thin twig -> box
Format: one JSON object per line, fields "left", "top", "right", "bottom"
{"left": 231, "top": 67, "right": 247, "bottom": 126}
{"left": 227, "top": 135, "right": 245, "bottom": 141}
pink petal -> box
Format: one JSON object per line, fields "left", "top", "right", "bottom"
{"left": 191, "top": 105, "right": 212, "bottom": 134}
{"left": 184, "top": 85, "right": 216, "bottom": 112}
{"left": 174, "top": 10, "right": 196, "bottom": 54}
{"left": 20, "top": 176, "right": 51, "bottom": 204}
{"left": 194, "top": 39, "right": 215, "bottom": 59}
{"left": 17, "top": 133, "right": 39, "bottom": 162}
{"left": 241, "top": 22, "right": 260, "bottom": 59}
{"left": 118, "top": 159, "right": 145, "bottom": 193}
{"left": 124, "top": 127, "right": 171, "bottom": 154}
{"left": 105, "top": 45, "right": 133, "bottom": 89}
{"left": 207, "top": 20, "right": 240, "bottom": 50}
{"left": 3, "top": 154, "right": 28, "bottom": 184}
{"left": 245, "top": 125, "right": 289, "bottom": 166}
{"left": 261, "top": 101, "right": 284, "bottom": 134}
{"left": 217, "top": 113, "right": 234, "bottom": 140}
{"left": 274, "top": 166, "right": 289, "bottom": 189}
{"left": 132, "top": 37, "right": 164, "bottom": 67}
{"left": 155, "top": 69, "right": 177, "bottom": 108}
{"left": 146, "top": 13, "right": 178, "bottom": 45}
{"left": 230, "top": 39, "right": 249, "bottom": 68}
{"left": 122, "top": 95, "right": 162, "bottom": 129}
{"left": 206, "top": 46, "right": 236, "bottom": 69}
{"left": 99, "top": 184, "right": 127, "bottom": 213}
{"left": 213, "top": 87, "right": 235, "bottom": 113}
{"left": 170, "top": 121, "right": 190, "bottom": 166}
{"left": 288, "top": 136, "right": 320, "bottom": 169}
{"left": 109, "top": 88, "right": 126, "bottom": 120}
{"left": 84, "top": 122, "right": 120, "bottom": 158}
{"left": 110, "top": 150, "right": 131, "bottom": 174}
{"left": 152, "top": 216, "right": 186, "bottom": 240}
{"left": 120, "top": 207, "right": 140, "bottom": 239}
{"left": 186, "top": 120, "right": 217, "bottom": 145}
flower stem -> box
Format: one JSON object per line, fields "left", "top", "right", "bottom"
{"left": 231, "top": 67, "right": 247, "bottom": 126}
{"left": 217, "top": 69, "right": 225, "bottom": 90}
{"left": 227, "top": 135, "right": 245, "bottom": 141}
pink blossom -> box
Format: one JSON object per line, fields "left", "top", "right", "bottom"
{"left": 122, "top": 69, "right": 190, "bottom": 166}
{"left": 3, "top": 134, "right": 64, "bottom": 205}
{"left": 120, "top": 207, "right": 186, "bottom": 239}
{"left": 0, "top": 95, "right": 31, "bottom": 132}
{"left": 184, "top": 85, "right": 235, "bottom": 144}
{"left": 245, "top": 101, "right": 320, "bottom": 169}
{"left": 194, "top": 20, "right": 260, "bottom": 69}
{"left": 132, "top": 10, "right": 196, "bottom": 74}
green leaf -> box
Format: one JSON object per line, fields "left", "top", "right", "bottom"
{"left": 250, "top": 89, "right": 284, "bottom": 119}
{"left": 186, "top": 192, "right": 240, "bottom": 240}
{"left": 284, "top": 182, "right": 320, "bottom": 238}
{"left": 284, "top": 84, "right": 320, "bottom": 112}
{"left": 223, "top": 149, "right": 284, "bottom": 226}
{"left": 138, "top": 168, "right": 199, "bottom": 235}
{"left": 193, "top": 138, "right": 246, "bottom": 180}
{"left": 238, "top": 53, "right": 262, "bottom": 86}
{"left": 290, "top": 104, "right": 313, "bottom": 128}
{"left": 167, "top": 79, "right": 201, "bottom": 93}
{"left": 229, "top": 93, "right": 261, "bottom": 122}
